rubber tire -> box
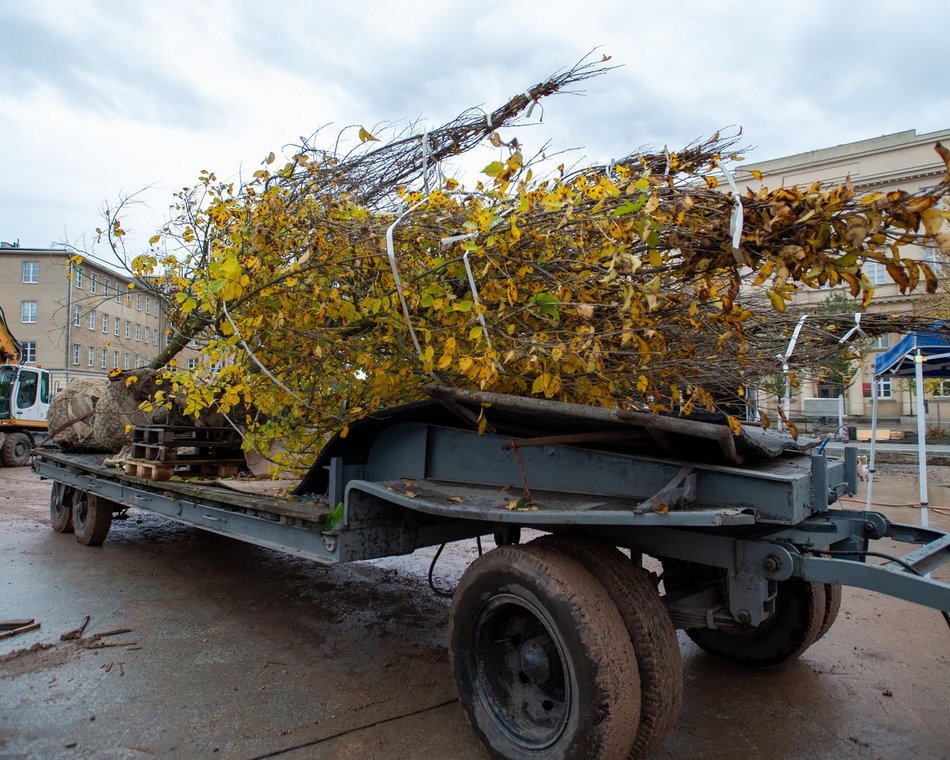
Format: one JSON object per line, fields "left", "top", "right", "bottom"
{"left": 684, "top": 575, "right": 827, "bottom": 669}
{"left": 1, "top": 432, "right": 32, "bottom": 466}
{"left": 73, "top": 492, "right": 113, "bottom": 546}
{"left": 529, "top": 535, "right": 683, "bottom": 759}
{"left": 449, "top": 544, "right": 641, "bottom": 760}
{"left": 49, "top": 484, "right": 74, "bottom": 533}
{"left": 817, "top": 583, "right": 843, "bottom": 641}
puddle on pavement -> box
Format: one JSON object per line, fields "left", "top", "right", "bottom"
{"left": 846, "top": 462, "right": 950, "bottom": 535}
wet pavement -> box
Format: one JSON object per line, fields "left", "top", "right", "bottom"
{"left": 1, "top": 463, "right": 948, "bottom": 759}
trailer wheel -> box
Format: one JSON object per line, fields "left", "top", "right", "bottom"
{"left": 73, "top": 493, "right": 113, "bottom": 546}
{"left": 49, "top": 483, "right": 75, "bottom": 533}
{"left": 449, "top": 544, "right": 641, "bottom": 759}
{"left": 817, "top": 583, "right": 842, "bottom": 641}
{"left": 678, "top": 573, "right": 827, "bottom": 669}
{"left": 1, "top": 432, "right": 32, "bottom": 467}
{"left": 529, "top": 535, "right": 682, "bottom": 759}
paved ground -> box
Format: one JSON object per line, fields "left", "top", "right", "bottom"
{"left": 1, "top": 462, "right": 948, "bottom": 759}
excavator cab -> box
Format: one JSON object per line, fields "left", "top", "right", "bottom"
{"left": 0, "top": 364, "right": 49, "bottom": 421}
{"left": 0, "top": 361, "right": 51, "bottom": 465}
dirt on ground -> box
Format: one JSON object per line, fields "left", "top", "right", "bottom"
{"left": 0, "top": 461, "right": 948, "bottom": 759}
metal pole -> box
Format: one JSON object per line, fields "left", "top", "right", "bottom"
{"left": 783, "top": 368, "right": 790, "bottom": 432}
{"left": 866, "top": 370, "right": 879, "bottom": 511}
{"left": 837, "top": 395, "right": 845, "bottom": 441}
{"left": 915, "top": 349, "right": 929, "bottom": 528}
{"left": 65, "top": 257, "right": 72, "bottom": 387}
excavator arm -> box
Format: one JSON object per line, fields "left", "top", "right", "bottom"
{"left": 0, "top": 306, "right": 22, "bottom": 365}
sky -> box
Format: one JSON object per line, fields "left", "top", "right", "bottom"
{"left": 2, "top": 0, "right": 948, "bottom": 262}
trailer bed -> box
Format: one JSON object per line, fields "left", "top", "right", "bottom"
{"left": 31, "top": 394, "right": 950, "bottom": 759}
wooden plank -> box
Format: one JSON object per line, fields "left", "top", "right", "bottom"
{"left": 856, "top": 429, "right": 892, "bottom": 442}
{"left": 0, "top": 619, "right": 36, "bottom": 630}
{"left": 0, "top": 622, "right": 41, "bottom": 640}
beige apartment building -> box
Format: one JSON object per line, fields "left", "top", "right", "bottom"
{"left": 0, "top": 244, "right": 170, "bottom": 393}
{"left": 737, "top": 127, "right": 950, "bottom": 428}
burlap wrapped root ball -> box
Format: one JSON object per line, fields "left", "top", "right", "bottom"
{"left": 47, "top": 377, "right": 109, "bottom": 451}
{"left": 89, "top": 369, "right": 182, "bottom": 452}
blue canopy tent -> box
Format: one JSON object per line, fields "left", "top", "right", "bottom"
{"left": 869, "top": 325, "right": 950, "bottom": 525}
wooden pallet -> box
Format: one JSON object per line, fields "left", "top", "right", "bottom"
{"left": 124, "top": 457, "right": 245, "bottom": 482}
{"left": 130, "top": 425, "right": 242, "bottom": 461}
{"left": 125, "top": 425, "right": 245, "bottom": 481}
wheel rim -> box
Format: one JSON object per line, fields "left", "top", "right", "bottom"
{"left": 472, "top": 593, "right": 572, "bottom": 750}
{"left": 73, "top": 492, "right": 88, "bottom": 531}
{"left": 51, "top": 498, "right": 67, "bottom": 521}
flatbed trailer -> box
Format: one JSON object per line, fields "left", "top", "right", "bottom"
{"left": 33, "top": 387, "right": 950, "bottom": 759}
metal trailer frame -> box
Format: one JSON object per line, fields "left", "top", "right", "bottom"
{"left": 31, "top": 388, "right": 950, "bottom": 759}
{"left": 33, "top": 410, "right": 950, "bottom": 619}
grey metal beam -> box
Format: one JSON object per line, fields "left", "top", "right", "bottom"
{"left": 796, "top": 554, "right": 950, "bottom": 611}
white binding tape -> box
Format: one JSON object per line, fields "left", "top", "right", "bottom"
{"left": 719, "top": 162, "right": 745, "bottom": 264}
{"left": 386, "top": 199, "right": 428, "bottom": 363}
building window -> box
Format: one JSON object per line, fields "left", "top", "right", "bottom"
{"left": 114, "top": 316, "right": 120, "bottom": 336}
{"left": 113, "top": 351, "right": 120, "bottom": 369}
{"left": 22, "top": 341, "right": 36, "bottom": 363}
{"left": 123, "top": 352, "right": 131, "bottom": 369}
{"left": 88, "top": 310, "right": 96, "bottom": 330}
{"left": 134, "top": 355, "right": 141, "bottom": 369}
{"left": 135, "top": 293, "right": 142, "bottom": 311}
{"left": 870, "top": 333, "right": 890, "bottom": 349}
{"left": 816, "top": 381, "right": 844, "bottom": 399}
{"left": 90, "top": 272, "right": 98, "bottom": 294}
{"left": 153, "top": 331, "right": 159, "bottom": 346}
{"left": 125, "top": 321, "right": 131, "bottom": 339}
{"left": 145, "top": 296, "right": 151, "bottom": 315}
{"left": 104, "top": 280, "right": 110, "bottom": 298}
{"left": 135, "top": 324, "right": 141, "bottom": 342}
{"left": 165, "top": 332, "right": 172, "bottom": 347}
{"left": 144, "top": 326, "right": 150, "bottom": 344}
{"left": 22, "top": 261, "right": 39, "bottom": 284}
{"left": 877, "top": 376, "right": 893, "bottom": 399}
{"left": 125, "top": 291, "right": 132, "bottom": 306}
{"left": 74, "top": 305, "right": 82, "bottom": 327}
{"left": 115, "top": 287, "right": 121, "bottom": 304}
{"left": 924, "top": 247, "right": 944, "bottom": 276}
{"left": 21, "top": 301, "right": 38, "bottom": 323}
{"left": 102, "top": 313, "right": 109, "bottom": 333}
{"left": 936, "top": 380, "right": 950, "bottom": 398}
{"left": 188, "top": 358, "right": 199, "bottom": 370}
{"left": 101, "top": 348, "right": 108, "bottom": 369}
{"left": 73, "top": 344, "right": 81, "bottom": 366}
{"left": 863, "top": 261, "right": 889, "bottom": 286}
{"left": 75, "top": 267, "right": 84, "bottom": 289}
{"left": 87, "top": 346, "right": 95, "bottom": 367}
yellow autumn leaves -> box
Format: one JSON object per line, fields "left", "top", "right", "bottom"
{"left": 133, "top": 134, "right": 949, "bottom": 470}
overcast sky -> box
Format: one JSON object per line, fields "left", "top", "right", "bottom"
{"left": 2, "top": 0, "right": 948, "bottom": 260}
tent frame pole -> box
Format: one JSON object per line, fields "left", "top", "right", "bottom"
{"left": 915, "top": 350, "right": 929, "bottom": 528}
{"left": 866, "top": 372, "right": 879, "bottom": 511}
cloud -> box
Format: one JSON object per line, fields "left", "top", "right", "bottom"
{"left": 1, "top": 0, "right": 948, "bottom": 256}
{"left": 0, "top": 4, "right": 215, "bottom": 127}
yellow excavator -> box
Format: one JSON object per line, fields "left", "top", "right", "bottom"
{"left": 0, "top": 305, "right": 51, "bottom": 465}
